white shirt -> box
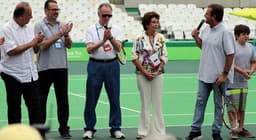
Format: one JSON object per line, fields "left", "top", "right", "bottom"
{"left": 0, "top": 19, "right": 38, "bottom": 83}
{"left": 85, "top": 22, "right": 123, "bottom": 59}
{"left": 198, "top": 22, "right": 235, "bottom": 83}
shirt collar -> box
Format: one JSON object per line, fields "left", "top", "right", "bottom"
{"left": 96, "top": 22, "right": 104, "bottom": 29}
{"left": 43, "top": 18, "right": 60, "bottom": 26}
{"left": 11, "top": 18, "right": 27, "bottom": 30}
{"left": 211, "top": 21, "right": 224, "bottom": 31}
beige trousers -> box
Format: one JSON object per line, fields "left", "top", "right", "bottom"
{"left": 136, "top": 74, "right": 165, "bottom": 136}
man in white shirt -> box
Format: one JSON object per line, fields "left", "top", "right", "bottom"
{"left": 0, "top": 2, "right": 44, "bottom": 124}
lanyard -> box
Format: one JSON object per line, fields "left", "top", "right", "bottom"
{"left": 44, "top": 20, "right": 60, "bottom": 36}
{"left": 95, "top": 24, "right": 102, "bottom": 41}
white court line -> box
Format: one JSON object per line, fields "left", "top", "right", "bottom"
{"left": 69, "top": 91, "right": 140, "bottom": 114}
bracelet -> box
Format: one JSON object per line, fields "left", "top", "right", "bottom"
{"left": 108, "top": 36, "right": 114, "bottom": 40}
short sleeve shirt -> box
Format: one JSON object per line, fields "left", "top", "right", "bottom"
{"left": 85, "top": 22, "right": 123, "bottom": 59}
{"left": 0, "top": 19, "right": 38, "bottom": 83}
{"left": 228, "top": 42, "right": 256, "bottom": 88}
{"left": 198, "top": 22, "right": 235, "bottom": 83}
{"left": 34, "top": 18, "right": 68, "bottom": 71}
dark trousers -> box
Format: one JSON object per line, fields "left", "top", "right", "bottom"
{"left": 84, "top": 59, "right": 122, "bottom": 133}
{"left": 1, "top": 73, "right": 41, "bottom": 124}
{"left": 38, "top": 69, "right": 70, "bottom": 133}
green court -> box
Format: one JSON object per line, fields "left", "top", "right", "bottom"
{"left": 1, "top": 61, "right": 256, "bottom": 139}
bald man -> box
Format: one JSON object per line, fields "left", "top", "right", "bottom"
{"left": 0, "top": 2, "right": 44, "bottom": 124}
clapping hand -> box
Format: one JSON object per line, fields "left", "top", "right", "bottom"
{"left": 60, "top": 22, "right": 73, "bottom": 36}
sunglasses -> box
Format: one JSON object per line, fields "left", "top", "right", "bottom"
{"left": 102, "top": 14, "right": 112, "bottom": 18}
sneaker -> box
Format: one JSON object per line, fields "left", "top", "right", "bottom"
{"left": 136, "top": 134, "right": 145, "bottom": 139}
{"left": 111, "top": 130, "right": 126, "bottom": 139}
{"left": 229, "top": 131, "right": 238, "bottom": 140}
{"left": 239, "top": 128, "right": 256, "bottom": 138}
{"left": 83, "top": 131, "right": 94, "bottom": 139}
{"left": 212, "top": 133, "right": 223, "bottom": 140}
{"left": 185, "top": 131, "right": 202, "bottom": 140}
{"left": 60, "top": 132, "right": 71, "bottom": 139}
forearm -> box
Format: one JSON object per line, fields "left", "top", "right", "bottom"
{"left": 64, "top": 35, "right": 72, "bottom": 49}
{"left": 86, "top": 41, "right": 102, "bottom": 54}
{"left": 7, "top": 41, "right": 35, "bottom": 56}
{"left": 193, "top": 36, "right": 202, "bottom": 49}
{"left": 39, "top": 32, "right": 63, "bottom": 50}
{"left": 223, "top": 54, "right": 234, "bottom": 73}
{"left": 109, "top": 37, "right": 121, "bottom": 52}
{"left": 132, "top": 59, "right": 146, "bottom": 74}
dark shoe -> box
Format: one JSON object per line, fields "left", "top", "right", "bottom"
{"left": 212, "top": 133, "right": 222, "bottom": 140}
{"left": 60, "top": 132, "right": 71, "bottom": 139}
{"left": 239, "top": 128, "right": 256, "bottom": 138}
{"left": 111, "top": 130, "right": 126, "bottom": 139}
{"left": 185, "top": 131, "right": 202, "bottom": 140}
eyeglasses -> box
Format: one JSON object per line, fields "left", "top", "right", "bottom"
{"left": 48, "top": 8, "right": 60, "bottom": 12}
{"left": 102, "top": 14, "right": 112, "bottom": 18}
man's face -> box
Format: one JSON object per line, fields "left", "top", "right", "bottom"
{"left": 98, "top": 6, "right": 112, "bottom": 25}
{"left": 45, "top": 2, "right": 60, "bottom": 20}
{"left": 21, "top": 6, "right": 32, "bottom": 25}
{"left": 204, "top": 8, "right": 214, "bottom": 25}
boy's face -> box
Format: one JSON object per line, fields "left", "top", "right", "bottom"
{"left": 236, "top": 32, "right": 249, "bottom": 45}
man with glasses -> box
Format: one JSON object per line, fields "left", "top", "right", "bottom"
{"left": 83, "top": 2, "right": 125, "bottom": 139}
{"left": 34, "top": 0, "right": 73, "bottom": 139}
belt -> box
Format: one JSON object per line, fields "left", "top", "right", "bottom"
{"left": 89, "top": 57, "right": 117, "bottom": 63}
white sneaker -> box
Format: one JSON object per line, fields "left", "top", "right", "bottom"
{"left": 112, "top": 130, "right": 126, "bottom": 139}
{"left": 83, "top": 131, "right": 94, "bottom": 139}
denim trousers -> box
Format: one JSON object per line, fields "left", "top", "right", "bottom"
{"left": 84, "top": 59, "right": 121, "bottom": 133}
{"left": 191, "top": 80, "right": 226, "bottom": 134}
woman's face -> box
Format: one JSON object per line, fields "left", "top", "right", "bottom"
{"left": 146, "top": 17, "right": 159, "bottom": 32}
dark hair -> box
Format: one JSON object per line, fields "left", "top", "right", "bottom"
{"left": 234, "top": 24, "right": 250, "bottom": 37}
{"left": 208, "top": 4, "right": 224, "bottom": 22}
{"left": 13, "top": 2, "right": 29, "bottom": 18}
{"left": 98, "top": 3, "right": 112, "bottom": 13}
{"left": 142, "top": 11, "right": 160, "bottom": 31}
{"left": 44, "top": 0, "right": 57, "bottom": 9}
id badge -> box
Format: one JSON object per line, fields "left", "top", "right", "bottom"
{"left": 103, "top": 41, "right": 112, "bottom": 52}
{"left": 149, "top": 51, "right": 160, "bottom": 66}
{"left": 54, "top": 39, "right": 63, "bottom": 49}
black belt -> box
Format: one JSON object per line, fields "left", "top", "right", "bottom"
{"left": 89, "top": 57, "right": 117, "bottom": 63}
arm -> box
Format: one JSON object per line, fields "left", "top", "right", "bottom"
{"left": 64, "top": 35, "right": 72, "bottom": 49}
{"left": 86, "top": 41, "right": 103, "bottom": 54}
{"left": 191, "top": 29, "right": 202, "bottom": 49}
{"left": 104, "top": 28, "right": 121, "bottom": 52}
{"left": 7, "top": 33, "right": 44, "bottom": 56}
{"left": 216, "top": 54, "right": 234, "bottom": 85}
{"left": 132, "top": 59, "right": 154, "bottom": 81}
{"left": 234, "top": 64, "right": 250, "bottom": 79}
{"left": 39, "top": 22, "right": 72, "bottom": 50}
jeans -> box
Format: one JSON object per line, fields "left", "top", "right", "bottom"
{"left": 84, "top": 59, "right": 121, "bottom": 133}
{"left": 191, "top": 80, "right": 226, "bottom": 134}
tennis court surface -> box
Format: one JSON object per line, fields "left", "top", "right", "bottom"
{"left": 1, "top": 61, "right": 256, "bottom": 140}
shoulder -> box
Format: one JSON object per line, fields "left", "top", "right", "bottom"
{"left": 156, "top": 33, "right": 165, "bottom": 40}
{"left": 86, "top": 24, "right": 96, "bottom": 32}
{"left": 111, "top": 24, "right": 121, "bottom": 31}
